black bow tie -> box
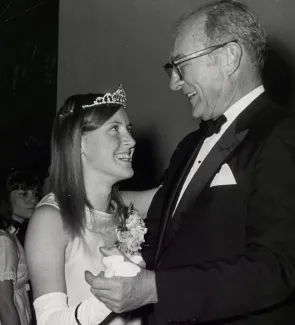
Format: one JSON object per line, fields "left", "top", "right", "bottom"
{"left": 199, "top": 114, "right": 227, "bottom": 138}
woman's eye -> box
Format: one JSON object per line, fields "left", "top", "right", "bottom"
{"left": 127, "top": 127, "right": 132, "bottom": 134}
{"left": 111, "top": 125, "right": 119, "bottom": 131}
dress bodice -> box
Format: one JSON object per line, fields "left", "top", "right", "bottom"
{"left": 36, "top": 193, "right": 119, "bottom": 305}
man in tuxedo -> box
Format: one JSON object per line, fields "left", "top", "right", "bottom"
{"left": 86, "top": 1, "right": 295, "bottom": 324}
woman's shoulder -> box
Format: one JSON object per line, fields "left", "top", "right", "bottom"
{"left": 28, "top": 200, "right": 69, "bottom": 249}
{"left": 0, "top": 230, "right": 18, "bottom": 281}
{"left": 36, "top": 192, "right": 60, "bottom": 210}
{"left": 0, "top": 230, "right": 17, "bottom": 257}
{"left": 30, "top": 193, "right": 64, "bottom": 236}
{"left": 31, "top": 200, "right": 63, "bottom": 231}
{"left": 0, "top": 230, "right": 14, "bottom": 243}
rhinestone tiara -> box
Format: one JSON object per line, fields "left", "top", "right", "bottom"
{"left": 82, "top": 84, "right": 127, "bottom": 109}
{"left": 59, "top": 84, "right": 127, "bottom": 118}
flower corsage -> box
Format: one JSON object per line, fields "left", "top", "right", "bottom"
{"left": 102, "top": 203, "right": 147, "bottom": 278}
{"left": 116, "top": 203, "right": 147, "bottom": 261}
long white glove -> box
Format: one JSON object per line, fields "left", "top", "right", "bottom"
{"left": 33, "top": 256, "right": 141, "bottom": 325}
{"left": 34, "top": 292, "right": 111, "bottom": 325}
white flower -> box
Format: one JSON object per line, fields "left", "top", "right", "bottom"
{"left": 116, "top": 204, "right": 147, "bottom": 257}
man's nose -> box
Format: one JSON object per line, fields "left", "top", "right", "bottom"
{"left": 169, "top": 70, "right": 184, "bottom": 91}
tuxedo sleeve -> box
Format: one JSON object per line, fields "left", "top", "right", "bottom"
{"left": 154, "top": 117, "right": 295, "bottom": 323}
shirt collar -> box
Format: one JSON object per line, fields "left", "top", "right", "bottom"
{"left": 223, "top": 85, "right": 265, "bottom": 126}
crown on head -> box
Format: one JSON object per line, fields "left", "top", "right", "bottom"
{"left": 59, "top": 84, "right": 127, "bottom": 118}
{"left": 82, "top": 84, "right": 127, "bottom": 109}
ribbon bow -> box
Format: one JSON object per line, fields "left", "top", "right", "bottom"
{"left": 199, "top": 114, "right": 227, "bottom": 138}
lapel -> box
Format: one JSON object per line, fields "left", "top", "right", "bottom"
{"left": 154, "top": 92, "right": 274, "bottom": 265}
{"left": 159, "top": 122, "right": 248, "bottom": 256}
{"left": 153, "top": 131, "right": 204, "bottom": 265}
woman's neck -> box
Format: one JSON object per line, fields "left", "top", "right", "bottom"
{"left": 11, "top": 214, "right": 25, "bottom": 224}
{"left": 85, "top": 180, "right": 113, "bottom": 213}
{"left": 83, "top": 168, "right": 117, "bottom": 212}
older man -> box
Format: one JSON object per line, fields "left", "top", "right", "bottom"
{"left": 86, "top": 1, "right": 295, "bottom": 324}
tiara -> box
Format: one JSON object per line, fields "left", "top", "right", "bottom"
{"left": 59, "top": 84, "right": 127, "bottom": 118}
{"left": 82, "top": 84, "right": 127, "bottom": 109}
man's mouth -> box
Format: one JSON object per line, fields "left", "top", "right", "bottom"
{"left": 115, "top": 153, "right": 132, "bottom": 162}
{"left": 186, "top": 91, "right": 197, "bottom": 101}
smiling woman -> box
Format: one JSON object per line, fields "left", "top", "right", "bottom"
{"left": 81, "top": 108, "right": 135, "bottom": 186}
{"left": 25, "top": 85, "right": 139, "bottom": 325}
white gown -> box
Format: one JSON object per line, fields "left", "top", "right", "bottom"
{"left": 36, "top": 193, "right": 128, "bottom": 324}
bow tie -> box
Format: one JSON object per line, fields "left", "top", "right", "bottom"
{"left": 199, "top": 114, "right": 227, "bottom": 138}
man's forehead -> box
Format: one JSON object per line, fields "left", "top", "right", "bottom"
{"left": 170, "top": 25, "right": 205, "bottom": 59}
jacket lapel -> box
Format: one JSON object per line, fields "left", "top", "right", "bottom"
{"left": 154, "top": 92, "right": 277, "bottom": 265}
{"left": 153, "top": 132, "right": 204, "bottom": 265}
{"left": 157, "top": 120, "right": 249, "bottom": 263}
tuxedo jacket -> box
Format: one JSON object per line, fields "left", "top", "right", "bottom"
{"left": 143, "top": 93, "right": 295, "bottom": 325}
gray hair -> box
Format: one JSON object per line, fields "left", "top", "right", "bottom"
{"left": 173, "top": 0, "right": 267, "bottom": 71}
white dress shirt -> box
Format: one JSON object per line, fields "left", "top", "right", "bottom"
{"left": 173, "top": 85, "right": 265, "bottom": 215}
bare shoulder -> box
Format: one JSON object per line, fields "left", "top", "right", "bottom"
{"left": 25, "top": 204, "right": 69, "bottom": 262}
{"left": 25, "top": 205, "right": 69, "bottom": 298}
{"left": 27, "top": 205, "right": 68, "bottom": 244}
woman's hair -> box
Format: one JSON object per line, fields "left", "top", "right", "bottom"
{"left": 0, "top": 170, "right": 41, "bottom": 227}
{"left": 50, "top": 92, "right": 128, "bottom": 238}
{"left": 0, "top": 214, "right": 10, "bottom": 230}
{"left": 6, "top": 170, "right": 41, "bottom": 194}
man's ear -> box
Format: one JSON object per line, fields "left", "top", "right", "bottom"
{"left": 224, "top": 42, "right": 242, "bottom": 76}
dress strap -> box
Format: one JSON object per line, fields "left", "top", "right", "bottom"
{"left": 36, "top": 193, "right": 60, "bottom": 210}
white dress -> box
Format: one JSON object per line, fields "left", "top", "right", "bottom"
{"left": 0, "top": 230, "right": 32, "bottom": 325}
{"left": 36, "top": 193, "right": 128, "bottom": 324}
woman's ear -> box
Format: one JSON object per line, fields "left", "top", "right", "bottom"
{"left": 224, "top": 42, "right": 242, "bottom": 76}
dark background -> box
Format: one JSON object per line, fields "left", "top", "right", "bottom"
{"left": 1, "top": 0, "right": 295, "bottom": 192}
{"left": 57, "top": 0, "right": 295, "bottom": 190}
{"left": 0, "top": 0, "right": 59, "bottom": 185}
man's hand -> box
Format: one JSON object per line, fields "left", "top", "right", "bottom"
{"left": 85, "top": 247, "right": 158, "bottom": 313}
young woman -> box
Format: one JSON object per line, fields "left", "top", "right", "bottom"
{"left": 0, "top": 170, "right": 40, "bottom": 325}
{"left": 25, "top": 85, "right": 139, "bottom": 325}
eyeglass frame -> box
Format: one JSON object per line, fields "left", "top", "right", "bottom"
{"left": 163, "top": 40, "right": 239, "bottom": 80}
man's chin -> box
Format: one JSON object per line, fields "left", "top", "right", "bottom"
{"left": 191, "top": 106, "right": 203, "bottom": 119}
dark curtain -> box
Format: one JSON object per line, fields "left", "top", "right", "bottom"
{"left": 0, "top": 0, "right": 59, "bottom": 184}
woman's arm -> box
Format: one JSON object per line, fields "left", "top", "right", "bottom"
{"left": 25, "top": 205, "right": 112, "bottom": 325}
{"left": 120, "top": 188, "right": 159, "bottom": 218}
{"left": 0, "top": 280, "right": 21, "bottom": 325}
{"left": 25, "top": 205, "right": 68, "bottom": 300}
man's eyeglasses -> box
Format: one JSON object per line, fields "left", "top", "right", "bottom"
{"left": 163, "top": 40, "right": 238, "bottom": 80}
